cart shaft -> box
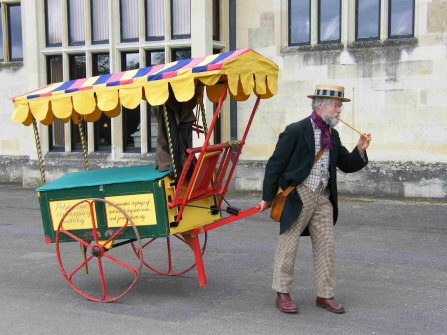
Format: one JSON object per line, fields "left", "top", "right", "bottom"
{"left": 191, "top": 206, "right": 260, "bottom": 286}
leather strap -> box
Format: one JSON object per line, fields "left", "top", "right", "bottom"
{"left": 280, "top": 145, "right": 328, "bottom": 197}
{"left": 313, "top": 145, "right": 327, "bottom": 165}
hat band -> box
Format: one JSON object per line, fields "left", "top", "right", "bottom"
{"left": 314, "top": 89, "right": 344, "bottom": 99}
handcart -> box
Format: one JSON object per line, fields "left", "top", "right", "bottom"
{"left": 11, "top": 48, "right": 279, "bottom": 302}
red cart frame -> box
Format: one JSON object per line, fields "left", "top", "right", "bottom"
{"left": 11, "top": 48, "right": 279, "bottom": 301}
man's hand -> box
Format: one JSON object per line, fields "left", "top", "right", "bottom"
{"left": 256, "top": 200, "right": 272, "bottom": 212}
{"left": 357, "top": 133, "right": 371, "bottom": 156}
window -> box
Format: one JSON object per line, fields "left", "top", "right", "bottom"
{"left": 68, "top": 0, "right": 85, "bottom": 45}
{"left": 47, "top": 56, "right": 64, "bottom": 151}
{"left": 69, "top": 54, "right": 87, "bottom": 152}
{"left": 171, "top": 48, "right": 191, "bottom": 61}
{"left": 0, "top": 9, "right": 3, "bottom": 61}
{"left": 356, "top": 0, "right": 380, "bottom": 41}
{"left": 120, "top": 0, "right": 139, "bottom": 42}
{"left": 289, "top": 0, "right": 415, "bottom": 47}
{"left": 92, "top": 53, "right": 110, "bottom": 76}
{"left": 45, "top": 0, "right": 62, "bottom": 46}
{"left": 0, "top": 2, "right": 23, "bottom": 62}
{"left": 147, "top": 50, "right": 165, "bottom": 65}
{"left": 171, "top": 0, "right": 190, "bottom": 39}
{"left": 121, "top": 52, "right": 141, "bottom": 152}
{"left": 42, "top": 0, "right": 198, "bottom": 155}
{"left": 146, "top": 0, "right": 164, "bottom": 41}
{"left": 212, "top": 0, "right": 220, "bottom": 41}
{"left": 318, "top": 0, "right": 341, "bottom": 44}
{"left": 389, "top": 0, "right": 414, "bottom": 38}
{"left": 146, "top": 50, "right": 165, "bottom": 149}
{"left": 289, "top": 0, "right": 310, "bottom": 45}
{"left": 92, "top": 0, "right": 109, "bottom": 44}
{"left": 92, "top": 53, "right": 111, "bottom": 152}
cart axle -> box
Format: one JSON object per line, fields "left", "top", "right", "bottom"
{"left": 91, "top": 245, "right": 104, "bottom": 257}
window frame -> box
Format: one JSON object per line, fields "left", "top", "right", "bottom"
{"left": 67, "top": 0, "right": 86, "bottom": 46}
{"left": 388, "top": 0, "right": 415, "bottom": 39}
{"left": 42, "top": 0, "right": 197, "bottom": 155}
{"left": 212, "top": 0, "right": 220, "bottom": 41}
{"left": 171, "top": 48, "right": 191, "bottom": 61}
{"left": 47, "top": 55, "right": 65, "bottom": 152}
{"left": 68, "top": 54, "right": 87, "bottom": 152}
{"left": 92, "top": 53, "right": 111, "bottom": 152}
{"left": 146, "top": 49, "right": 166, "bottom": 66}
{"left": 145, "top": 49, "right": 166, "bottom": 150}
{"left": 0, "top": 5, "right": 3, "bottom": 62}
{"left": 288, "top": 0, "right": 311, "bottom": 46}
{"left": 145, "top": 0, "right": 165, "bottom": 41}
{"left": 121, "top": 51, "right": 142, "bottom": 153}
{"left": 355, "top": 0, "right": 381, "bottom": 41}
{"left": 0, "top": 1, "right": 24, "bottom": 63}
{"left": 91, "top": 0, "right": 109, "bottom": 45}
{"left": 6, "top": 2, "right": 23, "bottom": 61}
{"left": 44, "top": 0, "right": 63, "bottom": 47}
{"left": 170, "top": 0, "right": 191, "bottom": 40}
{"left": 317, "top": 0, "right": 342, "bottom": 44}
{"left": 120, "top": 0, "right": 139, "bottom": 43}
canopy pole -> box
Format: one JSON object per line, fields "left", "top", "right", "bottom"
{"left": 200, "top": 102, "right": 208, "bottom": 137}
{"left": 196, "top": 84, "right": 208, "bottom": 137}
{"left": 162, "top": 104, "right": 177, "bottom": 180}
{"left": 76, "top": 114, "right": 90, "bottom": 274}
{"left": 77, "top": 115, "right": 90, "bottom": 171}
{"left": 218, "top": 95, "right": 262, "bottom": 207}
{"left": 32, "top": 119, "right": 46, "bottom": 186}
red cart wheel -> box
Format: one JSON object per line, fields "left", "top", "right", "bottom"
{"left": 55, "top": 198, "right": 143, "bottom": 302}
{"left": 131, "top": 232, "right": 207, "bottom": 276}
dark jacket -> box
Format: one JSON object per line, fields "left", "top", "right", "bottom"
{"left": 262, "top": 116, "right": 368, "bottom": 234}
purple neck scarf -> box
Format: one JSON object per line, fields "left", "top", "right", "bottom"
{"left": 311, "top": 111, "right": 332, "bottom": 149}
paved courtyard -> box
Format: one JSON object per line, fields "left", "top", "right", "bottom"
{"left": 0, "top": 183, "right": 446, "bottom": 335}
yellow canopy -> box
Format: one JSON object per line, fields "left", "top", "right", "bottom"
{"left": 12, "top": 48, "right": 279, "bottom": 126}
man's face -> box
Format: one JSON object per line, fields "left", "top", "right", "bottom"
{"left": 321, "top": 98, "right": 343, "bottom": 127}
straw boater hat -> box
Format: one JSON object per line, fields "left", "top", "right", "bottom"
{"left": 307, "top": 84, "right": 351, "bottom": 102}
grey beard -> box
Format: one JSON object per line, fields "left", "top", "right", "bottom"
{"left": 322, "top": 114, "right": 339, "bottom": 127}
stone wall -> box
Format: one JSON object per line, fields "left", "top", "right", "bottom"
{"left": 235, "top": 160, "right": 447, "bottom": 199}
{"left": 232, "top": 0, "right": 447, "bottom": 199}
{"left": 1, "top": 0, "right": 446, "bottom": 200}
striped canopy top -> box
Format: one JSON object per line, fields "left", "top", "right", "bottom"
{"left": 12, "top": 48, "right": 279, "bottom": 126}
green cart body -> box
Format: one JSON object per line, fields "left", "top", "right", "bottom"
{"left": 37, "top": 164, "right": 171, "bottom": 243}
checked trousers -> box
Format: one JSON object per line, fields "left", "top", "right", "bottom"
{"left": 272, "top": 182, "right": 336, "bottom": 298}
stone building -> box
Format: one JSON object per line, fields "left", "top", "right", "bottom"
{"left": 1, "top": 0, "right": 446, "bottom": 199}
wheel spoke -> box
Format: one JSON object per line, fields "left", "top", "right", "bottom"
{"left": 101, "top": 219, "right": 130, "bottom": 247}
{"left": 102, "top": 252, "right": 140, "bottom": 275}
{"left": 58, "top": 229, "right": 92, "bottom": 248}
{"left": 96, "top": 257, "right": 108, "bottom": 302}
{"left": 134, "top": 232, "right": 208, "bottom": 276}
{"left": 165, "top": 237, "right": 174, "bottom": 273}
{"left": 56, "top": 198, "right": 142, "bottom": 302}
{"left": 63, "top": 254, "right": 94, "bottom": 279}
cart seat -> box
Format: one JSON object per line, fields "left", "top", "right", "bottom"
{"left": 169, "top": 141, "right": 240, "bottom": 209}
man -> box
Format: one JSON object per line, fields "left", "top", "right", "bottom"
{"left": 257, "top": 84, "right": 370, "bottom": 314}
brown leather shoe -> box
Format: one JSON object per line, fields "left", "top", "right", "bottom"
{"left": 316, "top": 297, "right": 345, "bottom": 314}
{"left": 276, "top": 292, "right": 298, "bottom": 313}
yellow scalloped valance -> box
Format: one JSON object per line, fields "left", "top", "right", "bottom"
{"left": 12, "top": 48, "right": 279, "bottom": 126}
